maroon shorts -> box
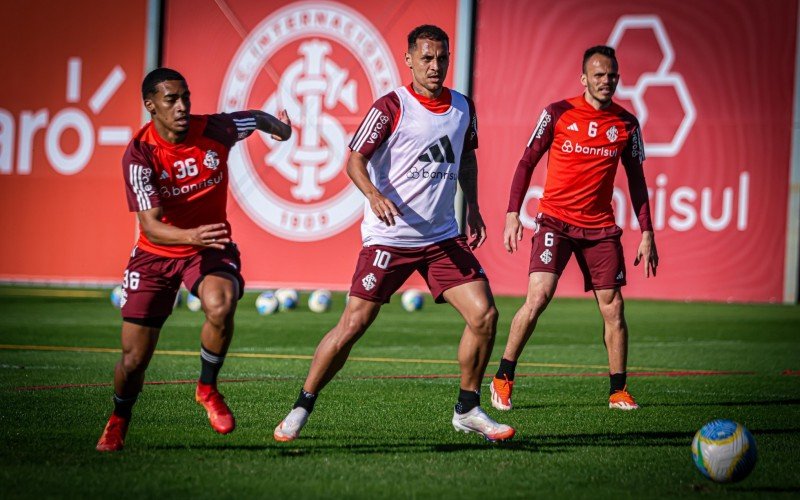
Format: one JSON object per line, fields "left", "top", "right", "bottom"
{"left": 348, "top": 236, "right": 488, "bottom": 304}
{"left": 120, "top": 243, "right": 244, "bottom": 320}
{"left": 529, "top": 213, "right": 625, "bottom": 292}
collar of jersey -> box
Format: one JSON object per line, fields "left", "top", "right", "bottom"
{"left": 148, "top": 116, "right": 199, "bottom": 148}
{"left": 575, "top": 94, "right": 618, "bottom": 114}
{"left": 406, "top": 84, "right": 452, "bottom": 114}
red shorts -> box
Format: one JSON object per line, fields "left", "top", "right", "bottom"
{"left": 529, "top": 213, "right": 625, "bottom": 292}
{"left": 120, "top": 243, "right": 244, "bottom": 320}
{"left": 349, "top": 236, "right": 488, "bottom": 304}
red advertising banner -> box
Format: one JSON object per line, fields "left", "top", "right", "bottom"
{"left": 163, "top": 0, "right": 461, "bottom": 289}
{"left": 0, "top": 1, "right": 149, "bottom": 283}
{"left": 472, "top": 0, "right": 797, "bottom": 302}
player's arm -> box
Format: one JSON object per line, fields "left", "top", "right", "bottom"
{"left": 459, "top": 98, "right": 486, "bottom": 249}
{"left": 459, "top": 149, "right": 486, "bottom": 249}
{"left": 250, "top": 109, "right": 292, "bottom": 141}
{"left": 346, "top": 94, "right": 400, "bottom": 226}
{"left": 137, "top": 207, "right": 229, "bottom": 250}
{"left": 634, "top": 230, "right": 658, "bottom": 278}
{"left": 346, "top": 150, "right": 400, "bottom": 226}
{"left": 622, "top": 122, "right": 658, "bottom": 278}
{"left": 505, "top": 107, "right": 553, "bottom": 253}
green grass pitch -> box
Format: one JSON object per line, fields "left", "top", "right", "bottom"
{"left": 1, "top": 286, "right": 799, "bottom": 498}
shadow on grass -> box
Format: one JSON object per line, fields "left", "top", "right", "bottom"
{"left": 646, "top": 399, "right": 800, "bottom": 407}
{"left": 513, "top": 399, "right": 800, "bottom": 410}
{"left": 732, "top": 486, "right": 800, "bottom": 493}
{"left": 150, "top": 428, "right": 800, "bottom": 456}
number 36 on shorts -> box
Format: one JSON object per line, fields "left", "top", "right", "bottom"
{"left": 122, "top": 269, "right": 140, "bottom": 290}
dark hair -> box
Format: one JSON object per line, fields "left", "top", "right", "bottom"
{"left": 582, "top": 45, "right": 617, "bottom": 73}
{"left": 407, "top": 24, "right": 449, "bottom": 51}
{"left": 141, "top": 67, "right": 186, "bottom": 99}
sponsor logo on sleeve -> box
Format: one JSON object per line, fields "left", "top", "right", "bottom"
{"left": 352, "top": 109, "right": 389, "bottom": 149}
{"left": 630, "top": 126, "right": 645, "bottom": 160}
{"left": 527, "top": 109, "right": 552, "bottom": 146}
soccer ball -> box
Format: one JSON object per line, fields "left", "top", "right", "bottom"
{"left": 110, "top": 285, "right": 125, "bottom": 308}
{"left": 308, "top": 289, "right": 332, "bottom": 313}
{"left": 186, "top": 293, "right": 202, "bottom": 312}
{"left": 275, "top": 288, "right": 298, "bottom": 311}
{"left": 692, "top": 419, "right": 757, "bottom": 483}
{"left": 401, "top": 289, "right": 424, "bottom": 312}
{"left": 255, "top": 291, "right": 279, "bottom": 315}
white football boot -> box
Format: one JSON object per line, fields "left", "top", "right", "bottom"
{"left": 452, "top": 406, "right": 515, "bottom": 442}
{"left": 273, "top": 407, "right": 310, "bottom": 442}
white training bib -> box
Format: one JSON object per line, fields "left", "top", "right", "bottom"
{"left": 361, "top": 86, "right": 469, "bottom": 247}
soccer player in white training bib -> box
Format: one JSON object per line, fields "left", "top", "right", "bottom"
{"left": 274, "top": 25, "right": 514, "bottom": 443}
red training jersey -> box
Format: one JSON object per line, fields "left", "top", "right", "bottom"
{"left": 122, "top": 112, "right": 257, "bottom": 258}
{"left": 507, "top": 95, "right": 652, "bottom": 231}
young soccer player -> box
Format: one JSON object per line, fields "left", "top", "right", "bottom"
{"left": 96, "top": 68, "right": 292, "bottom": 451}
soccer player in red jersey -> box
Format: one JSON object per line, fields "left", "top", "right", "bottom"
{"left": 96, "top": 68, "right": 292, "bottom": 452}
{"left": 273, "top": 25, "right": 514, "bottom": 443}
{"left": 489, "top": 46, "right": 659, "bottom": 412}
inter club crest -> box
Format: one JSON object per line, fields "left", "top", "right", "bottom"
{"left": 203, "top": 150, "right": 219, "bottom": 170}
{"left": 606, "top": 125, "right": 618, "bottom": 143}
{"left": 220, "top": 2, "right": 401, "bottom": 241}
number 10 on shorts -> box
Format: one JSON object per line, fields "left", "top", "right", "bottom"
{"left": 373, "top": 250, "right": 392, "bottom": 270}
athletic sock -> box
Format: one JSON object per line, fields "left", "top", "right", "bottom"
{"left": 455, "top": 388, "right": 481, "bottom": 414}
{"left": 610, "top": 372, "right": 627, "bottom": 395}
{"left": 495, "top": 358, "right": 517, "bottom": 381}
{"left": 199, "top": 345, "right": 225, "bottom": 385}
{"left": 293, "top": 389, "right": 317, "bottom": 413}
{"left": 112, "top": 393, "right": 137, "bottom": 419}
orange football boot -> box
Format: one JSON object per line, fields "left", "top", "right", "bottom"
{"left": 196, "top": 382, "right": 236, "bottom": 434}
{"left": 96, "top": 414, "right": 130, "bottom": 452}
{"left": 609, "top": 386, "right": 639, "bottom": 410}
{"left": 490, "top": 375, "right": 514, "bottom": 411}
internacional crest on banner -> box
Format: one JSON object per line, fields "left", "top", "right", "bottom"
{"left": 220, "top": 1, "right": 401, "bottom": 241}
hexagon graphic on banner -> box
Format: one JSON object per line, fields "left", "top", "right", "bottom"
{"left": 607, "top": 15, "right": 695, "bottom": 157}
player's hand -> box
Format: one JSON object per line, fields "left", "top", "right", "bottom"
{"left": 634, "top": 230, "right": 658, "bottom": 278}
{"left": 367, "top": 192, "right": 401, "bottom": 226}
{"left": 272, "top": 109, "right": 292, "bottom": 141}
{"left": 191, "top": 223, "right": 230, "bottom": 249}
{"left": 466, "top": 205, "right": 486, "bottom": 249}
{"left": 503, "top": 212, "right": 524, "bottom": 253}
